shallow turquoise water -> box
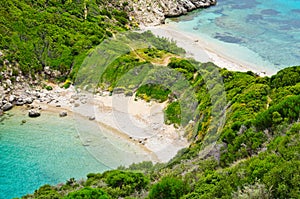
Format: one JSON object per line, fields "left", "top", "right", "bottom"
{"left": 169, "top": 0, "right": 300, "bottom": 73}
{"left": 0, "top": 108, "right": 109, "bottom": 198}
{"left": 0, "top": 107, "right": 150, "bottom": 199}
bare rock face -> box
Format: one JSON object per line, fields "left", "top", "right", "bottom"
{"left": 125, "top": 0, "right": 216, "bottom": 26}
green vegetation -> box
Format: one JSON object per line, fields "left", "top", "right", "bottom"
{"left": 0, "top": 0, "right": 132, "bottom": 81}
{"left": 165, "top": 101, "right": 181, "bottom": 125}
{"left": 23, "top": 170, "right": 149, "bottom": 199}
{"left": 64, "top": 188, "right": 110, "bottom": 199}
{"left": 23, "top": 63, "right": 300, "bottom": 198}
{"left": 149, "top": 177, "right": 189, "bottom": 199}
{"left": 136, "top": 84, "right": 171, "bottom": 102}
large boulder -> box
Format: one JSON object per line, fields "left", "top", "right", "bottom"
{"left": 9, "top": 95, "right": 16, "bottom": 103}
{"left": 28, "top": 109, "right": 41, "bottom": 118}
{"left": 2, "top": 103, "right": 13, "bottom": 111}
{"left": 88, "top": 116, "right": 95, "bottom": 121}
{"left": 24, "top": 97, "right": 34, "bottom": 104}
{"left": 59, "top": 111, "right": 68, "bottom": 117}
{"left": 15, "top": 99, "right": 24, "bottom": 106}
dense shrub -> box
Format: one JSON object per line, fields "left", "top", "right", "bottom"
{"left": 270, "top": 66, "right": 300, "bottom": 88}
{"left": 103, "top": 170, "right": 149, "bottom": 195}
{"left": 149, "top": 177, "right": 188, "bottom": 199}
{"left": 64, "top": 187, "right": 110, "bottom": 199}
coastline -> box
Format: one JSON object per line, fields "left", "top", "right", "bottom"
{"left": 28, "top": 85, "right": 188, "bottom": 164}
{"left": 1, "top": 21, "right": 280, "bottom": 167}
{"left": 143, "top": 24, "right": 277, "bottom": 77}
{"left": 1, "top": 21, "right": 278, "bottom": 167}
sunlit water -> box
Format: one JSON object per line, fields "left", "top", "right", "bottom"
{"left": 0, "top": 107, "right": 149, "bottom": 198}
{"left": 168, "top": 0, "right": 300, "bottom": 73}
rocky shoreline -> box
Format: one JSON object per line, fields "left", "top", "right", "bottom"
{"left": 0, "top": 81, "right": 188, "bottom": 162}
{"left": 0, "top": 58, "right": 188, "bottom": 163}
{"left": 0, "top": 83, "right": 61, "bottom": 118}
{"left": 126, "top": 0, "right": 217, "bottom": 26}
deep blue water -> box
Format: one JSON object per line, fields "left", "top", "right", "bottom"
{"left": 169, "top": 0, "right": 300, "bottom": 73}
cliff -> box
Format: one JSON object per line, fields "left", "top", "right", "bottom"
{"left": 124, "top": 0, "right": 217, "bottom": 26}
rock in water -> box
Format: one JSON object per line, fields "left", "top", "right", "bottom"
{"left": 59, "top": 111, "right": 68, "bottom": 117}
{"left": 28, "top": 109, "right": 41, "bottom": 118}
{"left": 2, "top": 103, "right": 13, "bottom": 111}
{"left": 88, "top": 116, "right": 95, "bottom": 120}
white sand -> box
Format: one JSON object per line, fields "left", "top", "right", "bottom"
{"left": 33, "top": 85, "right": 188, "bottom": 163}
{"left": 143, "top": 24, "right": 277, "bottom": 76}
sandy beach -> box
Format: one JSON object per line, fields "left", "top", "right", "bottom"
{"left": 143, "top": 24, "right": 277, "bottom": 76}
{"left": 32, "top": 85, "right": 188, "bottom": 164}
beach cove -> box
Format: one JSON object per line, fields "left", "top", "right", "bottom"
{"left": 0, "top": 85, "right": 188, "bottom": 198}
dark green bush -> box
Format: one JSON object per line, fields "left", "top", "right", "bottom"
{"left": 103, "top": 170, "right": 149, "bottom": 195}
{"left": 149, "top": 177, "right": 188, "bottom": 199}
{"left": 64, "top": 187, "right": 110, "bottom": 199}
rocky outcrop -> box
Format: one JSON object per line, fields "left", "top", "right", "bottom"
{"left": 0, "top": 58, "right": 68, "bottom": 115}
{"left": 124, "top": 0, "right": 216, "bottom": 26}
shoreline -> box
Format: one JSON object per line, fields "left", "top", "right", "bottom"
{"left": 143, "top": 24, "right": 277, "bottom": 77}
{"left": 7, "top": 85, "right": 189, "bottom": 164}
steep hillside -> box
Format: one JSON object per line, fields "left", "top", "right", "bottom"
{"left": 0, "top": 0, "right": 131, "bottom": 83}
{"left": 22, "top": 41, "right": 300, "bottom": 197}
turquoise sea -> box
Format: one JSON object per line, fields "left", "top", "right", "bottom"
{"left": 0, "top": 107, "right": 149, "bottom": 199}
{"left": 0, "top": 108, "right": 107, "bottom": 198}
{"left": 168, "top": 0, "right": 300, "bottom": 73}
